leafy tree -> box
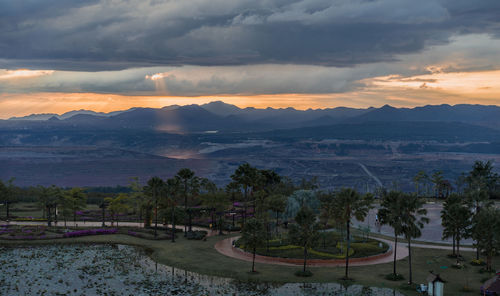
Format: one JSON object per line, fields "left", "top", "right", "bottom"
{"left": 163, "top": 177, "right": 181, "bottom": 242}
{"left": 0, "top": 178, "right": 17, "bottom": 220}
{"left": 202, "top": 189, "right": 229, "bottom": 235}
{"left": 378, "top": 191, "right": 405, "bottom": 278}
{"left": 327, "top": 188, "right": 373, "bottom": 279}
{"left": 399, "top": 194, "right": 429, "bottom": 284}
{"left": 284, "top": 190, "right": 320, "bottom": 221}
{"left": 288, "top": 206, "right": 320, "bottom": 274}
{"left": 36, "top": 185, "right": 59, "bottom": 227}
{"left": 105, "top": 193, "right": 130, "bottom": 227}
{"left": 146, "top": 177, "right": 164, "bottom": 238}
{"left": 241, "top": 218, "right": 266, "bottom": 273}
{"left": 129, "top": 177, "right": 146, "bottom": 224}
{"left": 65, "top": 187, "right": 87, "bottom": 224}
{"left": 441, "top": 193, "right": 471, "bottom": 257}
{"left": 471, "top": 207, "right": 500, "bottom": 271}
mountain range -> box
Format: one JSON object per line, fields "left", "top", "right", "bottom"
{"left": 5, "top": 101, "right": 500, "bottom": 133}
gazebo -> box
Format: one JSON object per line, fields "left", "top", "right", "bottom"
{"left": 427, "top": 272, "right": 446, "bottom": 296}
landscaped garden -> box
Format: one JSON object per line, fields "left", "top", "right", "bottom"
{"left": 235, "top": 231, "right": 389, "bottom": 260}
{"left": 0, "top": 224, "right": 191, "bottom": 241}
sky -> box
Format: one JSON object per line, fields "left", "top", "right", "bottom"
{"left": 1, "top": 0, "right": 500, "bottom": 118}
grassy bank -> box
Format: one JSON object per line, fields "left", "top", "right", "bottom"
{"left": 1, "top": 233, "right": 498, "bottom": 295}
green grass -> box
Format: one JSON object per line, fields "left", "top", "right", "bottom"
{"left": 1, "top": 232, "right": 497, "bottom": 295}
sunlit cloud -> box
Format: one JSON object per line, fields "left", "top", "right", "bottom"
{"left": 368, "top": 70, "right": 500, "bottom": 100}
{"left": 0, "top": 69, "right": 54, "bottom": 80}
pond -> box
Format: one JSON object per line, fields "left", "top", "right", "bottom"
{"left": 0, "top": 244, "right": 405, "bottom": 295}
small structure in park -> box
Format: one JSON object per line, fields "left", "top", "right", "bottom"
{"left": 481, "top": 270, "right": 500, "bottom": 296}
{"left": 426, "top": 272, "right": 446, "bottom": 296}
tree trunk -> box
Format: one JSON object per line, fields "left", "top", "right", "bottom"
{"left": 345, "top": 220, "right": 350, "bottom": 279}
{"left": 218, "top": 214, "right": 223, "bottom": 235}
{"left": 452, "top": 233, "right": 456, "bottom": 256}
{"left": 47, "top": 206, "right": 52, "bottom": 227}
{"left": 303, "top": 246, "right": 307, "bottom": 272}
{"left": 276, "top": 212, "right": 279, "bottom": 235}
{"left": 393, "top": 234, "right": 398, "bottom": 275}
{"left": 457, "top": 238, "right": 460, "bottom": 257}
{"left": 171, "top": 206, "right": 176, "bottom": 243}
{"left": 154, "top": 199, "right": 158, "bottom": 238}
{"left": 408, "top": 237, "right": 413, "bottom": 284}
{"left": 102, "top": 206, "right": 106, "bottom": 227}
{"left": 6, "top": 203, "right": 9, "bottom": 220}
{"left": 252, "top": 247, "right": 256, "bottom": 272}
{"left": 487, "top": 254, "right": 492, "bottom": 271}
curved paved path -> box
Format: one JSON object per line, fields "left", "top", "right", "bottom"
{"left": 215, "top": 236, "right": 406, "bottom": 267}
{"left": 215, "top": 236, "right": 475, "bottom": 267}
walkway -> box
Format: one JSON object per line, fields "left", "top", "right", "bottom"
{"left": 214, "top": 236, "right": 475, "bottom": 267}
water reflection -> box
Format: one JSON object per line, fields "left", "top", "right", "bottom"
{"left": 0, "top": 244, "right": 405, "bottom": 296}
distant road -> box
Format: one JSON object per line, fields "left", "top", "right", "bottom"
{"left": 358, "top": 162, "right": 383, "bottom": 187}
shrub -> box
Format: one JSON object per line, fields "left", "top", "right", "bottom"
{"left": 62, "top": 228, "right": 118, "bottom": 238}
{"left": 186, "top": 230, "right": 207, "bottom": 240}
{"left": 294, "top": 270, "right": 313, "bottom": 277}
{"left": 471, "top": 259, "right": 485, "bottom": 266}
{"left": 385, "top": 273, "right": 405, "bottom": 281}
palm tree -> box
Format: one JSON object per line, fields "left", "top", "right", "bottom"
{"left": 225, "top": 181, "right": 242, "bottom": 228}
{"left": 241, "top": 218, "right": 266, "bottom": 273}
{"left": 431, "top": 171, "right": 444, "bottom": 198}
{"left": 231, "top": 163, "right": 260, "bottom": 226}
{"left": 328, "top": 188, "right": 373, "bottom": 279}
{"left": 465, "top": 160, "right": 497, "bottom": 260}
{"left": 288, "top": 206, "right": 320, "bottom": 274}
{"left": 378, "top": 191, "right": 405, "bottom": 278}
{"left": 202, "top": 189, "right": 230, "bottom": 235}
{"left": 175, "top": 168, "right": 199, "bottom": 236}
{"left": 441, "top": 193, "right": 471, "bottom": 257}
{"left": 413, "top": 171, "right": 428, "bottom": 196}
{"left": 164, "top": 177, "right": 180, "bottom": 242}
{"left": 400, "top": 194, "right": 429, "bottom": 284}
{"left": 146, "top": 177, "right": 164, "bottom": 238}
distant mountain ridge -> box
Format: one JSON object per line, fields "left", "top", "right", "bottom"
{"left": 4, "top": 101, "right": 500, "bottom": 132}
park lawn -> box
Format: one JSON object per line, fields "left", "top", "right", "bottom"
{"left": 1, "top": 233, "right": 497, "bottom": 295}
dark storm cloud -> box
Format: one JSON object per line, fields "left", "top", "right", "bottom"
{"left": 0, "top": 0, "right": 499, "bottom": 70}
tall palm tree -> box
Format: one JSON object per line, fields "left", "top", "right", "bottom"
{"left": 441, "top": 193, "right": 471, "bottom": 257}
{"left": 175, "top": 168, "right": 199, "bottom": 236}
{"left": 231, "top": 163, "right": 260, "bottom": 226}
{"left": 413, "top": 171, "right": 428, "bottom": 197}
{"left": 465, "top": 160, "right": 497, "bottom": 260}
{"left": 164, "top": 177, "right": 180, "bottom": 242}
{"left": 147, "top": 176, "right": 164, "bottom": 238}
{"left": 328, "top": 188, "right": 373, "bottom": 279}
{"left": 378, "top": 191, "right": 405, "bottom": 278}
{"left": 400, "top": 194, "right": 429, "bottom": 284}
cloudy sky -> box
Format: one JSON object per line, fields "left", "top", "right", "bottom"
{"left": 1, "top": 0, "right": 500, "bottom": 118}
